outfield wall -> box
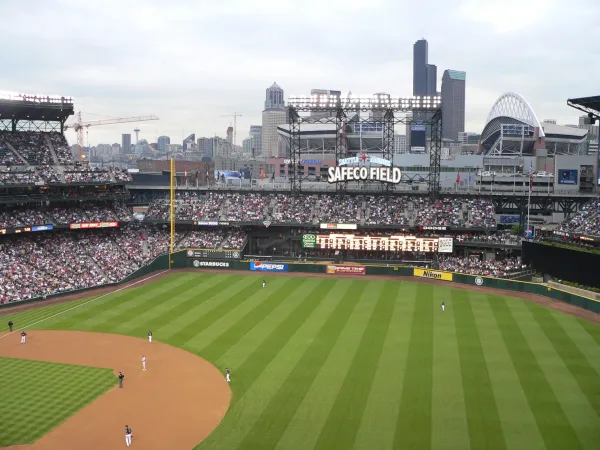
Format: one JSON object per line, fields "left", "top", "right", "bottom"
{"left": 181, "top": 257, "right": 600, "bottom": 315}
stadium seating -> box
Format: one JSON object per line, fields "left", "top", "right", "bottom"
{"left": 0, "top": 226, "right": 248, "bottom": 304}
{"left": 557, "top": 195, "right": 600, "bottom": 237}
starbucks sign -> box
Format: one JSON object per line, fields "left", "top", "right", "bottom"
{"left": 302, "top": 234, "right": 317, "bottom": 248}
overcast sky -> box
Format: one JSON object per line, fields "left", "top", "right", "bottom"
{"left": 1, "top": 0, "right": 598, "bottom": 146}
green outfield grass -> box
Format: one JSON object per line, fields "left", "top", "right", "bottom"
{"left": 2, "top": 272, "right": 600, "bottom": 450}
{"left": 0, "top": 357, "right": 115, "bottom": 446}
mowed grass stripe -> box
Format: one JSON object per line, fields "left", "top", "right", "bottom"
{"left": 523, "top": 302, "right": 600, "bottom": 418}
{"left": 472, "top": 296, "right": 546, "bottom": 450}
{"left": 107, "top": 274, "right": 238, "bottom": 335}
{"left": 352, "top": 282, "right": 417, "bottom": 450}
{"left": 236, "top": 281, "right": 368, "bottom": 450}
{"left": 550, "top": 313, "right": 600, "bottom": 376}
{"left": 179, "top": 277, "right": 302, "bottom": 352}
{"left": 489, "top": 295, "right": 583, "bottom": 450}
{"left": 198, "top": 279, "right": 339, "bottom": 450}
{"left": 394, "top": 283, "right": 434, "bottom": 450}
{"left": 510, "top": 301, "right": 600, "bottom": 449}
{"left": 125, "top": 274, "right": 247, "bottom": 338}
{"left": 452, "top": 290, "right": 507, "bottom": 450}
{"left": 430, "top": 288, "right": 470, "bottom": 450}
{"left": 275, "top": 282, "right": 387, "bottom": 450}
{"left": 198, "top": 278, "right": 307, "bottom": 362}
{"left": 83, "top": 274, "right": 211, "bottom": 332}
{"left": 42, "top": 273, "right": 193, "bottom": 330}
{"left": 167, "top": 277, "right": 264, "bottom": 347}
{"left": 312, "top": 283, "right": 397, "bottom": 450}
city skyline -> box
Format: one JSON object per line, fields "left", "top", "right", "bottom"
{"left": 1, "top": 0, "right": 598, "bottom": 145}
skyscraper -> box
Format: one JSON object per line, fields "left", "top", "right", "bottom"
{"left": 413, "top": 39, "right": 437, "bottom": 97}
{"left": 157, "top": 136, "right": 170, "bottom": 153}
{"left": 249, "top": 125, "right": 262, "bottom": 156}
{"left": 262, "top": 82, "right": 287, "bottom": 157}
{"left": 441, "top": 70, "right": 466, "bottom": 141}
{"left": 411, "top": 39, "right": 438, "bottom": 152}
{"left": 121, "top": 133, "right": 131, "bottom": 154}
{"left": 183, "top": 134, "right": 196, "bottom": 151}
{"left": 197, "top": 137, "right": 214, "bottom": 159}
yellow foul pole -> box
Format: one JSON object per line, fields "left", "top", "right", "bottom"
{"left": 169, "top": 158, "right": 175, "bottom": 269}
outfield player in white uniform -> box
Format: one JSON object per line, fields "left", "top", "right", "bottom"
{"left": 262, "top": 280, "right": 266, "bottom": 289}
{"left": 20, "top": 330, "right": 27, "bottom": 344}
{"left": 441, "top": 301, "right": 445, "bottom": 312}
{"left": 148, "top": 330, "right": 152, "bottom": 343}
{"left": 125, "top": 425, "right": 132, "bottom": 447}
{"left": 142, "top": 356, "right": 146, "bottom": 371}
{"left": 225, "top": 368, "right": 231, "bottom": 383}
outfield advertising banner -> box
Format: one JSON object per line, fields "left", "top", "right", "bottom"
{"left": 326, "top": 265, "right": 366, "bottom": 275}
{"left": 302, "top": 234, "right": 317, "bottom": 248}
{"left": 70, "top": 221, "right": 118, "bottom": 230}
{"left": 413, "top": 268, "right": 453, "bottom": 281}
{"left": 192, "top": 260, "right": 230, "bottom": 268}
{"left": 557, "top": 169, "right": 578, "bottom": 185}
{"left": 250, "top": 262, "right": 288, "bottom": 272}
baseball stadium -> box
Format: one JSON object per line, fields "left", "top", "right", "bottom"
{"left": 1, "top": 92, "right": 600, "bottom": 450}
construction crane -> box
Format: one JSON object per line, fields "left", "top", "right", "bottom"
{"left": 220, "top": 112, "right": 243, "bottom": 151}
{"left": 65, "top": 112, "right": 159, "bottom": 161}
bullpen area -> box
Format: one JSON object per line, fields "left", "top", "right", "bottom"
{"left": 1, "top": 271, "right": 599, "bottom": 450}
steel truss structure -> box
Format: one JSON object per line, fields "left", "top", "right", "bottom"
{"left": 287, "top": 95, "right": 442, "bottom": 200}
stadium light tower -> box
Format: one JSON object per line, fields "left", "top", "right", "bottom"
{"left": 134, "top": 128, "right": 141, "bottom": 144}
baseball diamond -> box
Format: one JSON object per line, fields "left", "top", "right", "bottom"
{"left": 1, "top": 271, "right": 599, "bottom": 450}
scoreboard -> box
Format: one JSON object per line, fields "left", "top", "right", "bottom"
{"left": 185, "top": 249, "right": 241, "bottom": 259}
{"left": 302, "top": 234, "right": 453, "bottom": 253}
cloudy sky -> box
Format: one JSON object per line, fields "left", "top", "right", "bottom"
{"left": 1, "top": 0, "right": 598, "bottom": 146}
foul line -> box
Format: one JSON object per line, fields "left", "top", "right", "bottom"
{"left": 0, "top": 270, "right": 170, "bottom": 340}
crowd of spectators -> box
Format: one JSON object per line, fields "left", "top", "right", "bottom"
{"left": 0, "top": 202, "right": 133, "bottom": 228}
{"left": 48, "top": 132, "right": 74, "bottom": 164}
{"left": 364, "top": 196, "right": 410, "bottom": 225}
{"left": 557, "top": 196, "right": 600, "bottom": 237}
{"left": 144, "top": 193, "right": 497, "bottom": 227}
{"left": 438, "top": 256, "right": 527, "bottom": 277}
{"left": 0, "top": 225, "right": 248, "bottom": 304}
{"left": 271, "top": 194, "right": 318, "bottom": 224}
{"left": 0, "top": 166, "right": 60, "bottom": 185}
{"left": 0, "top": 141, "right": 21, "bottom": 165}
{"left": 0, "top": 131, "right": 54, "bottom": 165}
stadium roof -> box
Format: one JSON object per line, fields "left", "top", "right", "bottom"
{"left": 541, "top": 123, "right": 588, "bottom": 139}
{"left": 0, "top": 98, "right": 74, "bottom": 123}
{"left": 567, "top": 95, "right": 600, "bottom": 118}
{"left": 485, "top": 92, "right": 545, "bottom": 137}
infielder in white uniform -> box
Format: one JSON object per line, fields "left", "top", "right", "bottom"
{"left": 142, "top": 356, "right": 146, "bottom": 371}
{"left": 441, "top": 301, "right": 445, "bottom": 312}
{"left": 225, "top": 368, "right": 231, "bottom": 383}
{"left": 148, "top": 330, "right": 152, "bottom": 343}
{"left": 125, "top": 425, "right": 132, "bottom": 447}
{"left": 20, "top": 331, "right": 27, "bottom": 344}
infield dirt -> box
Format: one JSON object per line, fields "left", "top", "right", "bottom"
{"left": 0, "top": 330, "right": 231, "bottom": 450}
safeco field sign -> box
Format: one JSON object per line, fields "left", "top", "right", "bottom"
{"left": 302, "top": 234, "right": 317, "bottom": 248}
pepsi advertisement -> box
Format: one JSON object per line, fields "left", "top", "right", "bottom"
{"left": 557, "top": 169, "right": 578, "bottom": 185}
{"left": 249, "top": 262, "right": 289, "bottom": 272}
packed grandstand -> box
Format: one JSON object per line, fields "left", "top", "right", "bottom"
{"left": 1, "top": 110, "right": 599, "bottom": 304}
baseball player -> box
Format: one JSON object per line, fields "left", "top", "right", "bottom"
{"left": 148, "top": 330, "right": 152, "bottom": 343}
{"left": 225, "top": 368, "right": 231, "bottom": 383}
{"left": 20, "top": 330, "right": 27, "bottom": 344}
{"left": 8, "top": 320, "right": 13, "bottom": 332}
{"left": 125, "top": 425, "right": 132, "bottom": 447}
{"left": 262, "top": 280, "right": 266, "bottom": 289}
{"left": 142, "top": 356, "right": 146, "bottom": 371}
{"left": 118, "top": 372, "right": 125, "bottom": 388}
{"left": 441, "top": 301, "right": 445, "bottom": 312}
